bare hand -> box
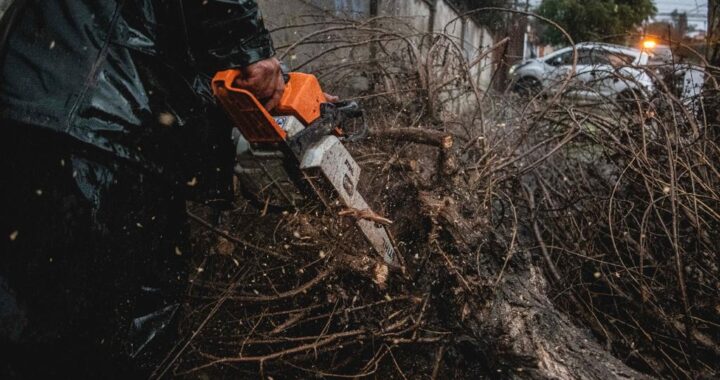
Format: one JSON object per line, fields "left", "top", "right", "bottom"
{"left": 234, "top": 58, "right": 285, "bottom": 110}
{"left": 324, "top": 93, "right": 340, "bottom": 102}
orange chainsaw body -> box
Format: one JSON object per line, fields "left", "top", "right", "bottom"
{"left": 211, "top": 70, "right": 327, "bottom": 143}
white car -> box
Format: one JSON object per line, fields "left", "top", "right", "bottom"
{"left": 509, "top": 43, "right": 655, "bottom": 101}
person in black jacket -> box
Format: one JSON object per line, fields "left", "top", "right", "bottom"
{"left": 0, "top": 0, "right": 284, "bottom": 376}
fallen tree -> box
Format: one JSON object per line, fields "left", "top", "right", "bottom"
{"left": 155, "top": 10, "right": 720, "bottom": 379}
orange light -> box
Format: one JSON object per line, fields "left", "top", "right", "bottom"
{"left": 642, "top": 39, "right": 657, "bottom": 49}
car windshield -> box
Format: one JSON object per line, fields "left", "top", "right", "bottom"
{"left": 598, "top": 51, "right": 636, "bottom": 66}
{"left": 546, "top": 50, "right": 574, "bottom": 66}
{"left": 547, "top": 47, "right": 637, "bottom": 67}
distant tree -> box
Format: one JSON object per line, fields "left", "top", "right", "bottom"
{"left": 536, "top": 0, "right": 656, "bottom": 45}
{"left": 670, "top": 10, "right": 688, "bottom": 37}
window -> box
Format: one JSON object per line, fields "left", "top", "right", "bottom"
{"left": 547, "top": 50, "right": 574, "bottom": 66}
{"left": 547, "top": 49, "right": 599, "bottom": 66}
{"left": 577, "top": 49, "right": 594, "bottom": 65}
{"left": 592, "top": 50, "right": 635, "bottom": 67}
{"left": 606, "top": 52, "right": 634, "bottom": 67}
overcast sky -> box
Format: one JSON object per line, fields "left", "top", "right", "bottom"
{"left": 528, "top": 0, "right": 708, "bottom": 31}
{"left": 654, "top": 0, "right": 706, "bottom": 15}
{"left": 653, "top": 0, "right": 707, "bottom": 30}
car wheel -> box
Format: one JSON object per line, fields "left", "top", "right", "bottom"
{"left": 513, "top": 77, "right": 542, "bottom": 97}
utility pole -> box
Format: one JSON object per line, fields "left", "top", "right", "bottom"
{"left": 523, "top": 0, "right": 530, "bottom": 59}
{"left": 709, "top": 0, "right": 720, "bottom": 65}
{"left": 707, "top": 0, "right": 720, "bottom": 138}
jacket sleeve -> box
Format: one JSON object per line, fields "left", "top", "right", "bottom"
{"left": 183, "top": 0, "right": 275, "bottom": 70}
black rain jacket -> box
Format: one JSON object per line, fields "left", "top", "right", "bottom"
{"left": 0, "top": 0, "right": 274, "bottom": 197}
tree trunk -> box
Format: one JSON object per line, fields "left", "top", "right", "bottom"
{"left": 473, "top": 269, "right": 650, "bottom": 379}
{"left": 419, "top": 192, "right": 650, "bottom": 379}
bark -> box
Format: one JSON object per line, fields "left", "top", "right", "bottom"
{"left": 475, "top": 269, "right": 651, "bottom": 379}
{"left": 371, "top": 127, "right": 459, "bottom": 177}
{"left": 419, "top": 192, "right": 651, "bottom": 380}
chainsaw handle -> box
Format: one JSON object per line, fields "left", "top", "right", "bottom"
{"left": 213, "top": 69, "right": 365, "bottom": 145}
{"left": 218, "top": 66, "right": 285, "bottom": 93}
{"left": 212, "top": 68, "right": 280, "bottom": 111}
{"left": 218, "top": 69, "right": 328, "bottom": 125}
{"left": 212, "top": 70, "right": 288, "bottom": 143}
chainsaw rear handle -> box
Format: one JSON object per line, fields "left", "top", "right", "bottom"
{"left": 212, "top": 69, "right": 330, "bottom": 143}
{"left": 212, "top": 70, "right": 287, "bottom": 143}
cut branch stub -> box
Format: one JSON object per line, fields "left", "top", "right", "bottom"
{"left": 371, "top": 128, "right": 454, "bottom": 149}
{"left": 418, "top": 191, "right": 479, "bottom": 252}
{"left": 371, "top": 127, "right": 458, "bottom": 177}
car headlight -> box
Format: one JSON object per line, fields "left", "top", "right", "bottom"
{"left": 509, "top": 64, "right": 518, "bottom": 75}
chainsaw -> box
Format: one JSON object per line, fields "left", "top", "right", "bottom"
{"left": 211, "top": 70, "right": 400, "bottom": 269}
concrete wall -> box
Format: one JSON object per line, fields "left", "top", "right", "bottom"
{"left": 434, "top": 0, "right": 462, "bottom": 34}
{"left": 464, "top": 20, "right": 495, "bottom": 90}
{"left": 333, "top": 0, "right": 369, "bottom": 16}
{"left": 258, "top": 0, "right": 496, "bottom": 107}
{"left": 257, "top": 0, "right": 325, "bottom": 68}
{"left": 378, "top": 0, "right": 431, "bottom": 33}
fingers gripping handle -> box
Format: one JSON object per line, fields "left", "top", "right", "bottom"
{"left": 213, "top": 69, "right": 331, "bottom": 144}
{"left": 212, "top": 69, "right": 287, "bottom": 143}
